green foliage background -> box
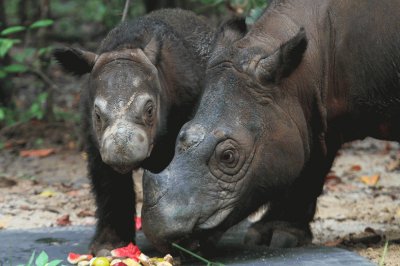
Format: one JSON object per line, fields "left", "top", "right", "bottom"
{"left": 0, "top": 0, "right": 268, "bottom": 129}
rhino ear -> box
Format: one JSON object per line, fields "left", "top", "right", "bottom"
{"left": 256, "top": 27, "right": 308, "bottom": 84}
{"left": 53, "top": 48, "right": 97, "bottom": 76}
{"left": 215, "top": 17, "right": 247, "bottom": 47}
{"left": 143, "top": 37, "right": 161, "bottom": 65}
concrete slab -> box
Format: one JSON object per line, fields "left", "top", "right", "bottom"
{"left": 0, "top": 226, "right": 375, "bottom": 266}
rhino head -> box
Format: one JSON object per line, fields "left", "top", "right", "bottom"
{"left": 54, "top": 38, "right": 165, "bottom": 174}
{"left": 142, "top": 20, "right": 313, "bottom": 253}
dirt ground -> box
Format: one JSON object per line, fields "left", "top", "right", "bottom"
{"left": 0, "top": 122, "right": 400, "bottom": 265}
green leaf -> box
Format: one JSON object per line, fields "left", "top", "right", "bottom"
{"left": 37, "top": 92, "right": 48, "bottom": 104}
{"left": 27, "top": 251, "right": 36, "bottom": 266}
{"left": 0, "top": 69, "right": 7, "bottom": 79}
{"left": 1, "top": 25, "right": 26, "bottom": 36}
{"left": 46, "top": 259, "right": 63, "bottom": 266}
{"left": 38, "top": 46, "right": 53, "bottom": 57}
{"left": 3, "top": 64, "right": 28, "bottom": 73}
{"left": 35, "top": 251, "right": 48, "bottom": 266}
{"left": 0, "top": 108, "right": 5, "bottom": 120}
{"left": 29, "top": 19, "right": 54, "bottom": 29}
{"left": 246, "top": 7, "right": 265, "bottom": 25}
{"left": 0, "top": 38, "right": 20, "bottom": 58}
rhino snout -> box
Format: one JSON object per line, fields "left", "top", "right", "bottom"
{"left": 142, "top": 169, "right": 198, "bottom": 252}
{"left": 100, "top": 122, "right": 150, "bottom": 173}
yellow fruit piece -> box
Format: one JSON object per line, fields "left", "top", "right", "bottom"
{"left": 122, "top": 258, "right": 141, "bottom": 266}
{"left": 91, "top": 257, "right": 110, "bottom": 266}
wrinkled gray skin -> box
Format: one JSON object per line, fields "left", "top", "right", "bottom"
{"left": 142, "top": 0, "right": 400, "bottom": 253}
{"left": 54, "top": 9, "right": 214, "bottom": 254}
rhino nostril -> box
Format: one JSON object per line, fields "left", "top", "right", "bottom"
{"left": 138, "top": 134, "right": 145, "bottom": 143}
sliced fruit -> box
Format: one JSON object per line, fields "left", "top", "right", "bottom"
{"left": 90, "top": 257, "right": 110, "bottom": 266}
{"left": 122, "top": 258, "right": 141, "bottom": 266}
{"left": 67, "top": 253, "right": 93, "bottom": 264}
{"left": 110, "top": 259, "right": 127, "bottom": 266}
{"left": 111, "top": 243, "right": 141, "bottom": 261}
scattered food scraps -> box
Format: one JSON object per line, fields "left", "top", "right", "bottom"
{"left": 67, "top": 253, "right": 93, "bottom": 264}
{"left": 56, "top": 214, "right": 71, "bottom": 226}
{"left": 67, "top": 243, "right": 174, "bottom": 266}
{"left": 135, "top": 216, "right": 142, "bottom": 231}
{"left": 111, "top": 243, "right": 141, "bottom": 261}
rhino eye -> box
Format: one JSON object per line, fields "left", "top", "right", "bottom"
{"left": 209, "top": 139, "right": 246, "bottom": 182}
{"left": 143, "top": 100, "right": 155, "bottom": 125}
{"left": 219, "top": 149, "right": 238, "bottom": 166}
{"left": 94, "top": 107, "right": 103, "bottom": 128}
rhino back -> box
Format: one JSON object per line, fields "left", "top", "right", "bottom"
{"left": 250, "top": 0, "right": 400, "bottom": 140}
{"left": 146, "top": 8, "right": 215, "bottom": 64}
{"left": 327, "top": 1, "right": 400, "bottom": 116}
{"left": 98, "top": 9, "right": 214, "bottom": 64}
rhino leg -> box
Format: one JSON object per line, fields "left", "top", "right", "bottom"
{"left": 244, "top": 140, "right": 339, "bottom": 248}
{"left": 87, "top": 144, "right": 136, "bottom": 254}
{"left": 244, "top": 200, "right": 316, "bottom": 248}
{"left": 244, "top": 196, "right": 316, "bottom": 248}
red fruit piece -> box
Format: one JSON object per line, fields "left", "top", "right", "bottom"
{"left": 112, "top": 262, "right": 128, "bottom": 266}
{"left": 134, "top": 216, "right": 142, "bottom": 231}
{"left": 67, "top": 252, "right": 93, "bottom": 264}
{"left": 111, "top": 243, "right": 141, "bottom": 261}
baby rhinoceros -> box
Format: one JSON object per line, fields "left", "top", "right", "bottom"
{"left": 54, "top": 8, "right": 214, "bottom": 254}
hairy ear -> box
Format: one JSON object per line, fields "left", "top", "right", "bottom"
{"left": 143, "top": 37, "right": 160, "bottom": 65}
{"left": 255, "top": 27, "right": 308, "bottom": 84}
{"left": 214, "top": 17, "right": 247, "bottom": 48}
{"left": 53, "top": 48, "right": 97, "bottom": 76}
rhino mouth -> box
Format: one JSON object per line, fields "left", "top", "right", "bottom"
{"left": 110, "top": 162, "right": 139, "bottom": 174}
{"left": 172, "top": 226, "right": 226, "bottom": 256}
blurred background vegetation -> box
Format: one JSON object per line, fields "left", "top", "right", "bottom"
{"left": 0, "top": 0, "right": 267, "bottom": 149}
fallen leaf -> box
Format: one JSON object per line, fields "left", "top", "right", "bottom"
{"left": 77, "top": 210, "right": 94, "bottom": 218}
{"left": 56, "top": 214, "right": 71, "bottom": 226}
{"left": 323, "top": 238, "right": 343, "bottom": 247}
{"left": 325, "top": 174, "right": 340, "bottom": 181}
{"left": 20, "top": 148, "right": 55, "bottom": 158}
{"left": 0, "top": 176, "right": 17, "bottom": 188}
{"left": 0, "top": 221, "right": 7, "bottom": 229}
{"left": 350, "top": 165, "right": 362, "bottom": 171}
{"left": 39, "top": 190, "right": 56, "bottom": 197}
{"left": 0, "top": 217, "right": 11, "bottom": 229}
{"left": 66, "top": 190, "right": 81, "bottom": 197}
{"left": 386, "top": 159, "right": 400, "bottom": 172}
{"left": 359, "top": 175, "right": 380, "bottom": 186}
